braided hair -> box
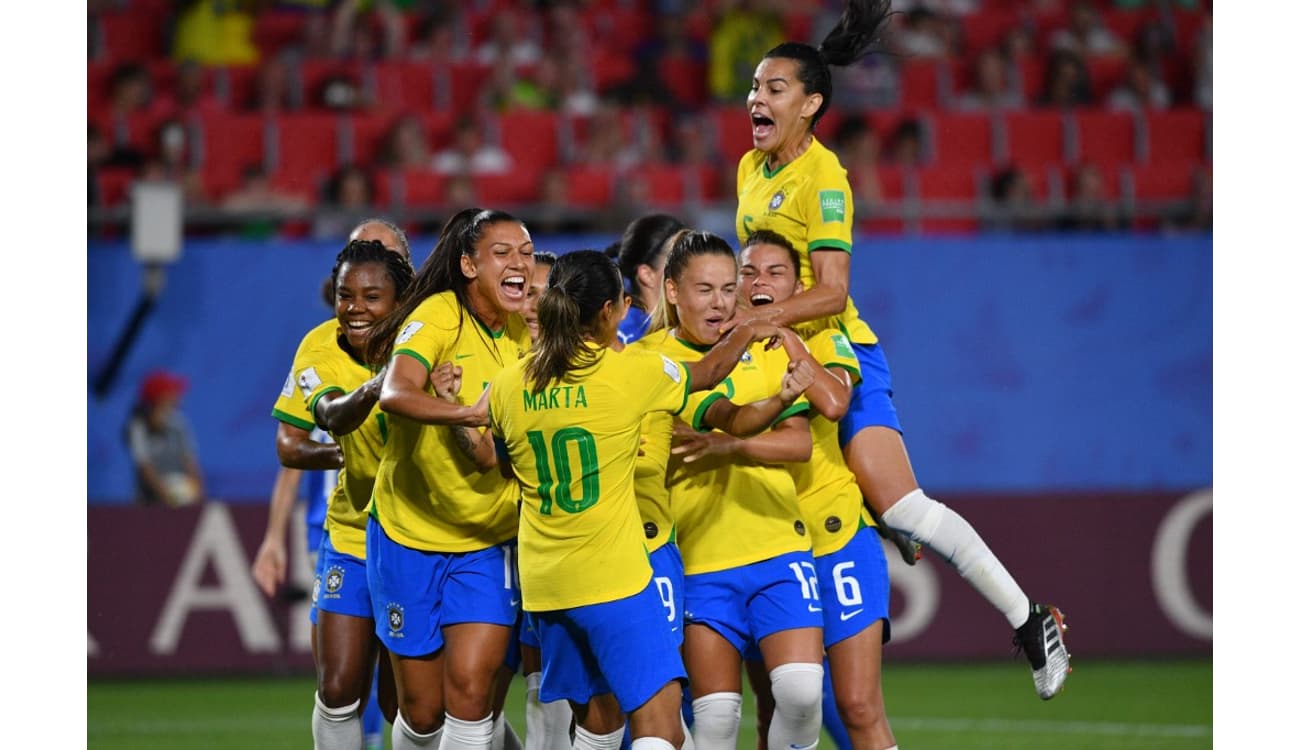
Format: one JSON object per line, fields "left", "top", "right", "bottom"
{"left": 331, "top": 239, "right": 415, "bottom": 365}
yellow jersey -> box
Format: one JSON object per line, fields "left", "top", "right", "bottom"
{"left": 633, "top": 409, "right": 675, "bottom": 555}
{"left": 788, "top": 329, "right": 875, "bottom": 557}
{"left": 736, "top": 137, "right": 878, "bottom": 346}
{"left": 489, "top": 344, "right": 693, "bottom": 611}
{"left": 371, "top": 291, "right": 530, "bottom": 553}
{"left": 294, "top": 333, "right": 387, "bottom": 559}
{"left": 636, "top": 329, "right": 812, "bottom": 575}
{"left": 271, "top": 319, "right": 337, "bottom": 432}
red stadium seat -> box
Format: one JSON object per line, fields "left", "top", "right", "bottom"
{"left": 959, "top": 9, "right": 1022, "bottom": 55}
{"left": 658, "top": 56, "right": 709, "bottom": 110}
{"left": 94, "top": 10, "right": 165, "bottom": 61}
{"left": 898, "top": 60, "right": 943, "bottom": 110}
{"left": 95, "top": 168, "right": 138, "bottom": 208}
{"left": 270, "top": 114, "right": 343, "bottom": 186}
{"left": 370, "top": 61, "right": 437, "bottom": 112}
{"left": 635, "top": 163, "right": 689, "bottom": 207}
{"left": 709, "top": 106, "right": 758, "bottom": 167}
{"left": 857, "top": 165, "right": 907, "bottom": 235}
{"left": 1003, "top": 111, "right": 1065, "bottom": 167}
{"left": 396, "top": 170, "right": 446, "bottom": 208}
{"left": 496, "top": 110, "right": 560, "bottom": 174}
{"left": 1101, "top": 8, "right": 1158, "bottom": 46}
{"left": 1072, "top": 110, "right": 1135, "bottom": 166}
{"left": 474, "top": 168, "right": 544, "bottom": 205}
{"left": 297, "top": 61, "right": 365, "bottom": 110}
{"left": 348, "top": 112, "right": 453, "bottom": 168}
{"left": 916, "top": 165, "right": 980, "bottom": 233}
{"left": 927, "top": 112, "right": 993, "bottom": 166}
{"left": 559, "top": 167, "right": 615, "bottom": 208}
{"left": 1084, "top": 57, "right": 1130, "bottom": 101}
{"left": 1143, "top": 109, "right": 1208, "bottom": 164}
{"left": 194, "top": 113, "right": 267, "bottom": 195}
{"left": 252, "top": 11, "right": 310, "bottom": 59}
{"left": 1014, "top": 57, "right": 1047, "bottom": 102}
{"left": 211, "top": 66, "right": 259, "bottom": 110}
{"left": 441, "top": 62, "right": 494, "bottom": 114}
{"left": 1129, "top": 162, "right": 1201, "bottom": 201}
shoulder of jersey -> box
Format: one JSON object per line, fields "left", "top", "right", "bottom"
{"left": 297, "top": 317, "right": 340, "bottom": 354}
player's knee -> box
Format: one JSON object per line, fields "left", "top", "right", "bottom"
{"left": 398, "top": 705, "right": 443, "bottom": 735}
{"left": 833, "top": 688, "right": 885, "bottom": 736}
{"left": 444, "top": 667, "right": 494, "bottom": 718}
{"left": 691, "top": 692, "right": 742, "bottom": 744}
{"left": 769, "top": 663, "right": 823, "bottom": 719}
{"left": 318, "top": 671, "right": 365, "bottom": 708}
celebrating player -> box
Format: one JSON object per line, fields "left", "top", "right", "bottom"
{"left": 365, "top": 208, "right": 533, "bottom": 750}
{"left": 632, "top": 231, "right": 825, "bottom": 750}
{"left": 725, "top": 0, "right": 1071, "bottom": 700}
{"left": 488, "top": 249, "right": 794, "bottom": 750}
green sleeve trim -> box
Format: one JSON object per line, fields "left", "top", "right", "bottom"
{"left": 270, "top": 408, "right": 314, "bottom": 431}
{"left": 308, "top": 386, "right": 346, "bottom": 424}
{"left": 394, "top": 348, "right": 431, "bottom": 372}
{"left": 674, "top": 362, "right": 693, "bottom": 415}
{"left": 825, "top": 362, "right": 862, "bottom": 384}
{"left": 692, "top": 392, "right": 727, "bottom": 432}
{"left": 773, "top": 401, "right": 811, "bottom": 426}
{"left": 808, "top": 238, "right": 852, "bottom": 254}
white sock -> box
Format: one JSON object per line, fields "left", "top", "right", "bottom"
{"left": 691, "top": 693, "right": 741, "bottom": 750}
{"left": 768, "top": 664, "right": 822, "bottom": 750}
{"left": 394, "top": 711, "right": 443, "bottom": 750}
{"left": 573, "top": 725, "right": 624, "bottom": 750}
{"left": 525, "top": 671, "right": 575, "bottom": 750}
{"left": 312, "top": 693, "right": 362, "bottom": 750}
{"left": 632, "top": 738, "right": 676, "bottom": 750}
{"left": 680, "top": 714, "right": 696, "bottom": 750}
{"left": 444, "top": 714, "right": 496, "bottom": 750}
{"left": 883, "top": 489, "right": 1031, "bottom": 628}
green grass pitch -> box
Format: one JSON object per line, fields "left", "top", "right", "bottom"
{"left": 88, "top": 659, "right": 1211, "bottom": 749}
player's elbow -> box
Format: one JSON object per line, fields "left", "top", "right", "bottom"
{"left": 790, "top": 435, "right": 812, "bottom": 463}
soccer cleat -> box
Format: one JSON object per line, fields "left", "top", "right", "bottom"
{"left": 1013, "top": 602, "right": 1072, "bottom": 700}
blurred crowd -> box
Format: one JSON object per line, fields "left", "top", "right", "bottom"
{"left": 88, "top": 0, "right": 1212, "bottom": 235}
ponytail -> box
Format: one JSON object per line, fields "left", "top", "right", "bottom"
{"left": 524, "top": 250, "right": 623, "bottom": 392}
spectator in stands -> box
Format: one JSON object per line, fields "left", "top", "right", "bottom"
{"left": 432, "top": 115, "right": 514, "bottom": 175}
{"left": 474, "top": 5, "right": 543, "bottom": 67}
{"left": 170, "top": 59, "right": 218, "bottom": 114}
{"left": 833, "top": 115, "right": 884, "bottom": 208}
{"left": 1106, "top": 59, "right": 1170, "bottom": 111}
{"left": 126, "top": 370, "right": 205, "bottom": 507}
{"left": 999, "top": 23, "right": 1036, "bottom": 60}
{"left": 1039, "top": 49, "right": 1091, "bottom": 108}
{"left": 1164, "top": 166, "right": 1211, "bottom": 233}
{"left": 985, "top": 166, "right": 1042, "bottom": 232}
{"left": 222, "top": 165, "right": 312, "bottom": 215}
{"left": 407, "top": 8, "right": 467, "bottom": 62}
{"left": 667, "top": 113, "right": 719, "bottom": 169}
{"left": 552, "top": 54, "right": 600, "bottom": 116}
{"left": 140, "top": 119, "right": 209, "bottom": 206}
{"left": 885, "top": 117, "right": 925, "bottom": 167}
{"left": 329, "top": 0, "right": 406, "bottom": 60}
{"left": 571, "top": 102, "right": 646, "bottom": 169}
{"left": 107, "top": 62, "right": 154, "bottom": 119}
{"left": 248, "top": 56, "right": 294, "bottom": 113}
{"left": 444, "top": 173, "right": 477, "bottom": 210}
{"left": 381, "top": 114, "right": 434, "bottom": 170}
{"left": 1058, "top": 164, "right": 1120, "bottom": 232}
{"left": 1049, "top": 1, "right": 1124, "bottom": 58}
{"left": 171, "top": 0, "right": 259, "bottom": 66}
{"left": 542, "top": 0, "right": 593, "bottom": 64}
{"left": 891, "top": 7, "right": 952, "bottom": 59}
{"left": 316, "top": 70, "right": 367, "bottom": 111}
{"left": 529, "top": 168, "right": 590, "bottom": 234}
{"left": 956, "top": 48, "right": 1024, "bottom": 111}
{"left": 709, "top": 0, "right": 784, "bottom": 101}
{"left": 314, "top": 165, "right": 377, "bottom": 239}
{"left": 480, "top": 55, "right": 556, "bottom": 112}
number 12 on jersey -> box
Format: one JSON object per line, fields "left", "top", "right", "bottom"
{"left": 525, "top": 427, "right": 601, "bottom": 515}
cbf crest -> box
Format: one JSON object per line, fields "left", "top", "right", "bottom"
{"left": 768, "top": 190, "right": 786, "bottom": 211}
{"left": 387, "top": 603, "right": 405, "bottom": 635}
{"left": 324, "top": 565, "right": 345, "bottom": 597}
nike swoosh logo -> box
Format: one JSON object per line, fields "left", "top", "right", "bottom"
{"left": 455, "top": 354, "right": 473, "bottom": 360}
{"left": 840, "top": 609, "right": 863, "bottom": 622}
{"left": 790, "top": 743, "right": 816, "bottom": 750}
{"left": 807, "top": 604, "right": 821, "bottom": 613}
{"left": 509, "top": 599, "right": 520, "bottom": 608}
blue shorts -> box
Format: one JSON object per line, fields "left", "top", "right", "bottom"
{"left": 529, "top": 579, "right": 686, "bottom": 712}
{"left": 816, "top": 526, "right": 891, "bottom": 648}
{"left": 684, "top": 549, "right": 824, "bottom": 655}
{"left": 650, "top": 543, "right": 686, "bottom": 647}
{"left": 311, "top": 531, "right": 374, "bottom": 623}
{"left": 838, "top": 342, "right": 903, "bottom": 447}
{"left": 519, "top": 608, "right": 541, "bottom": 650}
{"left": 365, "top": 516, "right": 519, "bottom": 658}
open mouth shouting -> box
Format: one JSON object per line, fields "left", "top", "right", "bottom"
{"left": 751, "top": 111, "right": 776, "bottom": 145}
{"left": 749, "top": 291, "right": 775, "bottom": 307}
{"left": 501, "top": 274, "right": 527, "bottom": 304}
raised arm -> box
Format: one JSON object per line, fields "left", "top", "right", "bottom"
{"left": 683, "top": 320, "right": 785, "bottom": 392}
{"left": 699, "top": 358, "right": 816, "bottom": 438}
{"left": 724, "top": 251, "right": 851, "bottom": 332}
{"left": 672, "top": 414, "right": 813, "bottom": 465}
{"left": 314, "top": 370, "right": 385, "bottom": 437}
{"left": 780, "top": 330, "right": 853, "bottom": 421}
{"left": 380, "top": 353, "right": 490, "bottom": 427}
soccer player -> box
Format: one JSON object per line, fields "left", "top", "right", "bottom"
{"left": 633, "top": 231, "right": 825, "bottom": 750}
{"left": 255, "top": 217, "right": 413, "bottom": 750}
{"left": 364, "top": 208, "right": 533, "bottom": 750}
{"left": 739, "top": 232, "right": 895, "bottom": 749}
{"left": 487, "top": 249, "right": 797, "bottom": 750}
{"left": 615, "top": 214, "right": 686, "bottom": 346}
{"left": 725, "top": 0, "right": 1071, "bottom": 700}
{"left": 288, "top": 240, "right": 415, "bottom": 749}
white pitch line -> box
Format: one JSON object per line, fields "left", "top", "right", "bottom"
{"left": 889, "top": 716, "right": 1211, "bottom": 738}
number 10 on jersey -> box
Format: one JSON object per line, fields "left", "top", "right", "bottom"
{"left": 525, "top": 428, "right": 601, "bottom": 515}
